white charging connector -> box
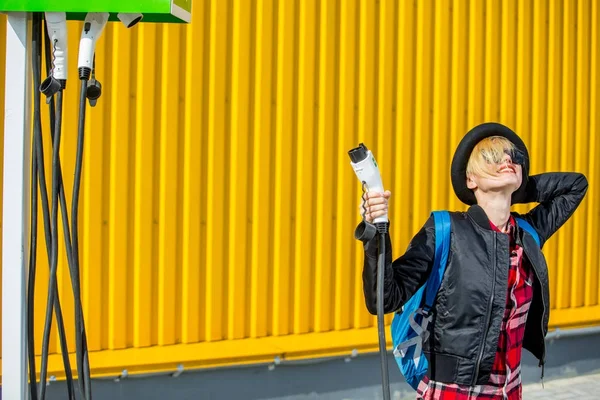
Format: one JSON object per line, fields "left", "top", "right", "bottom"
{"left": 117, "top": 13, "right": 144, "bottom": 28}
{"left": 349, "top": 144, "right": 388, "bottom": 225}
{"left": 44, "top": 12, "right": 68, "bottom": 81}
{"left": 77, "top": 12, "right": 109, "bottom": 80}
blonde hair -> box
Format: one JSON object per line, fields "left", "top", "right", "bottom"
{"left": 466, "top": 136, "right": 516, "bottom": 178}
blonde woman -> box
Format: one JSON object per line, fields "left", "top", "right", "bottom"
{"left": 359, "top": 123, "right": 588, "bottom": 399}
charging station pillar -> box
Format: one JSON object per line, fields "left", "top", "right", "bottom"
{"left": 0, "top": 3, "right": 191, "bottom": 397}
{"left": 2, "top": 11, "right": 32, "bottom": 399}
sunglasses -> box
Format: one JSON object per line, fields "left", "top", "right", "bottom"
{"left": 482, "top": 148, "right": 526, "bottom": 166}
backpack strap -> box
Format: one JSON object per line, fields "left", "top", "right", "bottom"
{"left": 423, "top": 211, "right": 451, "bottom": 314}
{"left": 515, "top": 217, "right": 541, "bottom": 247}
{"left": 392, "top": 210, "right": 451, "bottom": 367}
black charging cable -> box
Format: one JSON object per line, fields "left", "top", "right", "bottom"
{"left": 30, "top": 13, "right": 76, "bottom": 400}
{"left": 30, "top": 13, "right": 96, "bottom": 400}
{"left": 27, "top": 14, "right": 42, "bottom": 399}
{"left": 38, "top": 47, "right": 92, "bottom": 400}
{"left": 71, "top": 57, "right": 94, "bottom": 400}
{"left": 38, "top": 74, "right": 66, "bottom": 400}
{"left": 355, "top": 191, "right": 391, "bottom": 400}
{"left": 42, "top": 19, "right": 80, "bottom": 400}
{"left": 375, "top": 222, "right": 391, "bottom": 400}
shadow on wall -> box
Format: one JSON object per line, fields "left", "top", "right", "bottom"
{"left": 45, "top": 333, "right": 600, "bottom": 400}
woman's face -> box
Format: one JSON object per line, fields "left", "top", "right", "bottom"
{"left": 467, "top": 151, "right": 523, "bottom": 194}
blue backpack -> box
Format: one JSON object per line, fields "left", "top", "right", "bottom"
{"left": 390, "top": 211, "right": 540, "bottom": 390}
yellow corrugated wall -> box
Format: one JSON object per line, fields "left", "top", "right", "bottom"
{"left": 0, "top": 0, "right": 598, "bottom": 379}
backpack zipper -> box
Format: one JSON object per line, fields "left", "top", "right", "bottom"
{"left": 473, "top": 234, "right": 497, "bottom": 384}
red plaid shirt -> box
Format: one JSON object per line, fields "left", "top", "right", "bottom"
{"left": 416, "top": 216, "right": 534, "bottom": 399}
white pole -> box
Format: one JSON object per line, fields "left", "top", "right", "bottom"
{"left": 2, "top": 11, "right": 32, "bottom": 400}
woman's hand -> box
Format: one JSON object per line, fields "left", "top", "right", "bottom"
{"left": 361, "top": 190, "right": 392, "bottom": 223}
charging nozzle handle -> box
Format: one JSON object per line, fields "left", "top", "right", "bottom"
{"left": 348, "top": 144, "right": 389, "bottom": 225}
{"left": 77, "top": 12, "right": 109, "bottom": 80}
{"left": 44, "top": 12, "right": 68, "bottom": 81}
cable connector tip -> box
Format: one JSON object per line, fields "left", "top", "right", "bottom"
{"left": 78, "top": 67, "right": 91, "bottom": 80}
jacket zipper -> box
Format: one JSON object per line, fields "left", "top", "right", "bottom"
{"left": 473, "top": 234, "right": 496, "bottom": 385}
{"left": 523, "top": 246, "right": 547, "bottom": 376}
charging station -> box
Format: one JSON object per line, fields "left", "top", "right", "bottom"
{"left": 1, "top": 2, "right": 191, "bottom": 399}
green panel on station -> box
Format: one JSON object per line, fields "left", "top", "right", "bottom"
{"left": 0, "top": 0, "right": 191, "bottom": 23}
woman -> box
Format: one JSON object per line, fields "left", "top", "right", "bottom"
{"left": 358, "top": 123, "right": 588, "bottom": 399}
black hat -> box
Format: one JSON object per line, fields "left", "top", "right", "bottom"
{"left": 451, "top": 122, "right": 530, "bottom": 205}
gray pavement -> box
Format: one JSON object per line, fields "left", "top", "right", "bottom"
{"left": 522, "top": 372, "right": 600, "bottom": 400}
{"left": 386, "top": 372, "right": 600, "bottom": 400}
{"left": 389, "top": 372, "right": 600, "bottom": 400}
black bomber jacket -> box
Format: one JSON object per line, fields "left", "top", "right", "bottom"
{"left": 360, "top": 172, "right": 588, "bottom": 386}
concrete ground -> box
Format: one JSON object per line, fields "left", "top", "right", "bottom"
{"left": 43, "top": 369, "right": 600, "bottom": 400}
{"left": 522, "top": 371, "right": 600, "bottom": 400}
{"left": 315, "top": 371, "right": 600, "bottom": 399}
{"left": 383, "top": 371, "right": 600, "bottom": 400}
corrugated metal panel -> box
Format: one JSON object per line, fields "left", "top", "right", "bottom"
{"left": 0, "top": 0, "right": 598, "bottom": 378}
